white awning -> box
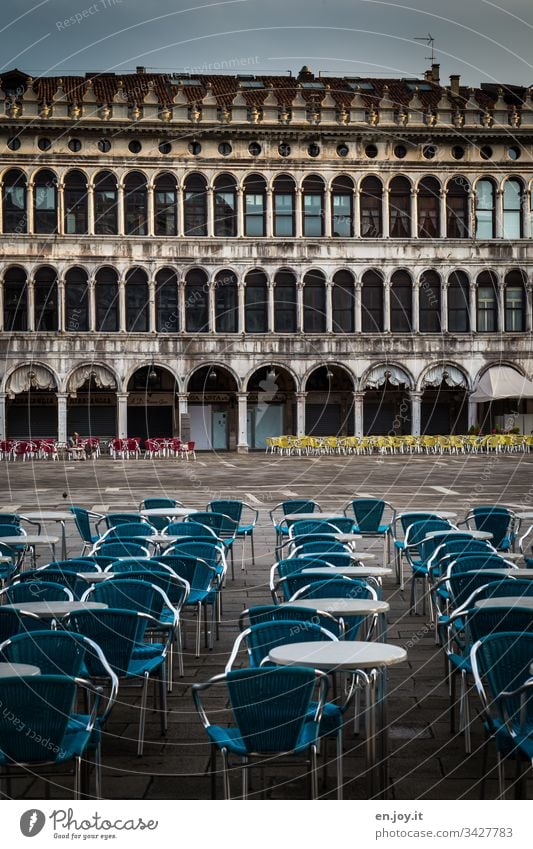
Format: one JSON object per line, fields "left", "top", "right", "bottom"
{"left": 5, "top": 365, "right": 57, "bottom": 398}
{"left": 421, "top": 364, "right": 467, "bottom": 389}
{"left": 362, "top": 364, "right": 411, "bottom": 389}
{"left": 67, "top": 365, "right": 117, "bottom": 394}
{"left": 470, "top": 366, "right": 533, "bottom": 402}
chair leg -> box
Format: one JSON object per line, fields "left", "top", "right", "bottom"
{"left": 196, "top": 603, "right": 201, "bottom": 657}
{"left": 221, "top": 748, "right": 231, "bottom": 800}
{"left": 242, "top": 756, "right": 249, "bottom": 799}
{"left": 74, "top": 756, "right": 82, "bottom": 799}
{"left": 336, "top": 728, "right": 344, "bottom": 800}
{"left": 159, "top": 671, "right": 168, "bottom": 735}
{"left": 250, "top": 533, "right": 255, "bottom": 565}
{"left": 497, "top": 751, "right": 507, "bottom": 799}
{"left": 177, "top": 624, "right": 184, "bottom": 677}
{"left": 310, "top": 746, "right": 319, "bottom": 799}
{"left": 137, "top": 671, "right": 150, "bottom": 756}
{"left": 94, "top": 744, "right": 102, "bottom": 800}
{"left": 210, "top": 743, "right": 217, "bottom": 799}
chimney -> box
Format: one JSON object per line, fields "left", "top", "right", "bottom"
{"left": 136, "top": 66, "right": 146, "bottom": 75}
{"left": 449, "top": 74, "right": 460, "bottom": 95}
{"left": 424, "top": 70, "right": 432, "bottom": 82}
{"left": 431, "top": 63, "right": 440, "bottom": 84}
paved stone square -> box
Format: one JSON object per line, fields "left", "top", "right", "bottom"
{"left": 1, "top": 451, "right": 532, "bottom": 800}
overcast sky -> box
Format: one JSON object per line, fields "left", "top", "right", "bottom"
{"left": 1, "top": 0, "right": 532, "bottom": 85}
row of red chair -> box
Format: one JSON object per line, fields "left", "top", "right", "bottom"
{"left": 109, "top": 438, "right": 196, "bottom": 460}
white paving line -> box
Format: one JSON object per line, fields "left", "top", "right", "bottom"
{"left": 430, "top": 486, "right": 460, "bottom": 495}
{"left": 245, "top": 492, "right": 263, "bottom": 505}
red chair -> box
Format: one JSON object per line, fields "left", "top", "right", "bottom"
{"left": 168, "top": 438, "right": 182, "bottom": 457}
{"left": 14, "top": 441, "right": 36, "bottom": 461}
{"left": 144, "top": 439, "right": 161, "bottom": 459}
{"left": 41, "top": 442, "right": 58, "bottom": 461}
{"left": 180, "top": 441, "right": 196, "bottom": 461}
{"left": 0, "top": 440, "right": 14, "bottom": 460}
{"left": 126, "top": 438, "right": 141, "bottom": 459}
{"left": 110, "top": 438, "right": 126, "bottom": 459}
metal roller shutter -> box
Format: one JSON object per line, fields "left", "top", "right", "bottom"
{"left": 305, "top": 404, "right": 342, "bottom": 436}
{"left": 7, "top": 405, "right": 57, "bottom": 438}
{"left": 67, "top": 405, "right": 117, "bottom": 439}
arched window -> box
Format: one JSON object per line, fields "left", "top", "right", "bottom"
{"left": 419, "top": 270, "right": 441, "bottom": 332}
{"left": 156, "top": 268, "right": 179, "bottom": 332}
{"left": 274, "top": 270, "right": 297, "bottom": 333}
{"left": 2, "top": 169, "right": 27, "bottom": 233}
{"left": 389, "top": 176, "right": 411, "bottom": 238}
{"left": 446, "top": 176, "right": 470, "bottom": 238}
{"left": 65, "top": 267, "right": 89, "bottom": 332}
{"left": 33, "top": 169, "right": 57, "bottom": 234}
{"left": 3, "top": 266, "right": 27, "bottom": 331}
{"left": 245, "top": 269, "right": 268, "bottom": 332}
{"left": 125, "top": 267, "right": 149, "bottom": 331}
{"left": 360, "top": 177, "right": 382, "bottom": 237}
{"left": 185, "top": 268, "right": 208, "bottom": 331}
{"left": 34, "top": 266, "right": 58, "bottom": 331}
{"left": 503, "top": 179, "right": 523, "bottom": 239}
{"left": 390, "top": 270, "right": 412, "bottom": 331}
{"left": 184, "top": 173, "right": 207, "bottom": 236}
{"left": 332, "top": 270, "right": 355, "bottom": 333}
{"left": 361, "top": 269, "right": 383, "bottom": 332}
{"left": 95, "top": 266, "right": 119, "bottom": 332}
{"left": 244, "top": 174, "right": 266, "bottom": 236}
{"left": 273, "top": 174, "right": 295, "bottom": 237}
{"left": 448, "top": 271, "right": 470, "bottom": 332}
{"left": 215, "top": 269, "right": 238, "bottom": 332}
{"left": 303, "top": 270, "right": 326, "bottom": 332}
{"left": 417, "top": 177, "right": 440, "bottom": 239}
{"left": 331, "top": 176, "right": 353, "bottom": 237}
{"left": 214, "top": 174, "right": 237, "bottom": 237}
{"left": 504, "top": 270, "right": 526, "bottom": 331}
{"left": 477, "top": 271, "right": 498, "bottom": 331}
{"left": 475, "top": 179, "right": 495, "bottom": 239}
{"left": 64, "top": 170, "right": 88, "bottom": 234}
{"left": 94, "top": 171, "right": 118, "bottom": 235}
{"left": 154, "top": 173, "right": 177, "bottom": 236}
{"left": 302, "top": 176, "right": 324, "bottom": 237}
{"left": 124, "top": 172, "right": 147, "bottom": 236}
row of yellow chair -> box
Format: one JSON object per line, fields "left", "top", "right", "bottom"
{"left": 265, "top": 434, "right": 533, "bottom": 456}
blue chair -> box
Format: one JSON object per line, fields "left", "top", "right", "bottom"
{"left": 0, "top": 630, "right": 118, "bottom": 798}
{"left": 104, "top": 557, "right": 168, "bottom": 573}
{"left": 269, "top": 500, "right": 322, "bottom": 549}
{"left": 185, "top": 512, "right": 238, "bottom": 579}
{"left": 290, "top": 577, "right": 379, "bottom": 640}
{"left": 0, "top": 581, "right": 73, "bottom": 603}
{"left": 403, "top": 518, "right": 454, "bottom": 614}
{"left": 462, "top": 506, "right": 517, "bottom": 552}
{"left": 92, "top": 541, "right": 151, "bottom": 560}
{"left": 165, "top": 523, "right": 218, "bottom": 541}
{"left": 15, "top": 567, "right": 88, "bottom": 601}
{"left": 291, "top": 540, "right": 349, "bottom": 556}
{"left": 69, "top": 506, "right": 103, "bottom": 554}
{"left": 139, "top": 498, "right": 184, "bottom": 531}
{"left": 192, "top": 667, "right": 327, "bottom": 799}
{"left": 96, "top": 513, "right": 148, "bottom": 533}
{"left": 239, "top": 605, "right": 343, "bottom": 639}
{"left": 207, "top": 499, "right": 259, "bottom": 567}
{"left": 0, "top": 607, "right": 45, "bottom": 641}
{"left": 391, "top": 512, "right": 443, "bottom": 587}
{"left": 100, "top": 522, "right": 157, "bottom": 541}
{"left": 0, "top": 674, "right": 103, "bottom": 798}
{"left": 471, "top": 632, "right": 533, "bottom": 797}
{"left": 343, "top": 498, "right": 395, "bottom": 562}
{"left": 0, "top": 523, "right": 28, "bottom": 569}
{"left": 67, "top": 608, "right": 170, "bottom": 756}
{"left": 289, "top": 520, "right": 344, "bottom": 538}
{"left": 158, "top": 554, "right": 219, "bottom": 656}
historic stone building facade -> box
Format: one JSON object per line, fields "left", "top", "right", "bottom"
{"left": 0, "top": 64, "right": 531, "bottom": 449}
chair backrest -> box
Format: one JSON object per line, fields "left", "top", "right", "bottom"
{"left": 229, "top": 620, "right": 336, "bottom": 670}
{"left": 0, "top": 629, "right": 89, "bottom": 676}
{"left": 40, "top": 559, "right": 101, "bottom": 573}
{"left": 208, "top": 500, "right": 243, "bottom": 523}
{"left": 225, "top": 666, "right": 319, "bottom": 753}
{"left": 397, "top": 512, "right": 441, "bottom": 537}
{"left": 186, "top": 512, "right": 238, "bottom": 538}
{"left": 104, "top": 557, "right": 166, "bottom": 573}
{"left": 0, "top": 608, "right": 44, "bottom": 642}
{"left": 293, "top": 540, "right": 348, "bottom": 556}
{"left": 87, "top": 579, "right": 167, "bottom": 619}
{"left": 471, "top": 506, "right": 515, "bottom": 549}
{"left": 404, "top": 518, "right": 453, "bottom": 550}
{"left": 164, "top": 523, "right": 217, "bottom": 540}
{"left": 296, "top": 552, "right": 355, "bottom": 570}
{"left": 444, "top": 573, "right": 516, "bottom": 610}
{"left": 109, "top": 571, "right": 189, "bottom": 610}
{"left": 0, "top": 676, "right": 77, "bottom": 762}
{"left": 141, "top": 498, "right": 180, "bottom": 509}
{"left": 20, "top": 567, "right": 86, "bottom": 600}
{"left": 0, "top": 514, "right": 20, "bottom": 525}
{"left": 103, "top": 513, "right": 146, "bottom": 529}
{"left": 69, "top": 507, "right": 98, "bottom": 543}
{"left": 289, "top": 520, "right": 343, "bottom": 538}
{"left": 165, "top": 541, "right": 222, "bottom": 565}
{"left": 0, "top": 524, "right": 25, "bottom": 537}
{"left": 158, "top": 554, "right": 216, "bottom": 592}
{"left": 104, "top": 522, "right": 156, "bottom": 540}
{"left": 281, "top": 500, "right": 319, "bottom": 515}
{"left": 471, "top": 632, "right": 533, "bottom": 723}
{"left": 1, "top": 581, "right": 73, "bottom": 603}
{"left": 239, "top": 605, "right": 342, "bottom": 638}
{"left": 346, "top": 498, "right": 386, "bottom": 532}
{"left": 467, "top": 606, "right": 533, "bottom": 644}
{"left": 67, "top": 608, "right": 145, "bottom": 676}
{"left": 94, "top": 541, "right": 150, "bottom": 559}
{"left": 448, "top": 554, "right": 511, "bottom": 574}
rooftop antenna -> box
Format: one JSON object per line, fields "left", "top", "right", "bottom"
{"left": 414, "top": 33, "right": 436, "bottom": 64}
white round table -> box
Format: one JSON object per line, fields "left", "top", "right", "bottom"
{"left": 139, "top": 507, "right": 198, "bottom": 519}
{"left": 475, "top": 596, "right": 533, "bottom": 610}
{"left": 515, "top": 512, "right": 533, "bottom": 520}
{"left": 0, "top": 662, "right": 40, "bottom": 677}
{"left": 4, "top": 601, "right": 108, "bottom": 618}
{"left": 0, "top": 534, "right": 60, "bottom": 565}
{"left": 470, "top": 568, "right": 533, "bottom": 579}
{"left": 332, "top": 533, "right": 362, "bottom": 545}
{"left": 269, "top": 640, "right": 407, "bottom": 799}
{"left": 291, "top": 550, "right": 376, "bottom": 561}
{"left": 282, "top": 597, "right": 390, "bottom": 641}
{"left": 398, "top": 510, "right": 458, "bottom": 519}
{"left": 301, "top": 566, "right": 392, "bottom": 578}
{"left": 76, "top": 572, "right": 113, "bottom": 583}
{"left": 425, "top": 529, "right": 493, "bottom": 541}
{"left": 22, "top": 511, "right": 75, "bottom": 560}
{"left": 284, "top": 513, "right": 345, "bottom": 522}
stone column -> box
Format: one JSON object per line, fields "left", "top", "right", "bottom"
{"left": 354, "top": 282, "right": 362, "bottom": 333}
{"left": 439, "top": 189, "right": 447, "bottom": 239}
{"left": 27, "top": 182, "right": 34, "bottom": 235}
{"left": 119, "top": 280, "right": 126, "bottom": 332}
{"left": 441, "top": 283, "right": 449, "bottom": 332}
{"left": 238, "top": 281, "right": 246, "bottom": 333}
{"left": 525, "top": 285, "right": 533, "bottom": 332}
{"left": 0, "top": 283, "right": 3, "bottom": 331}
{"left": 295, "top": 188, "right": 303, "bottom": 238}
{"left": 496, "top": 281, "right": 504, "bottom": 332}
{"left": 27, "top": 279, "right": 35, "bottom": 331}
{"left": 325, "top": 281, "right": 333, "bottom": 332}
{"left": 146, "top": 184, "right": 154, "bottom": 236}
{"left": 117, "top": 183, "right": 125, "bottom": 235}
{"left": 412, "top": 283, "right": 420, "bottom": 332}
{"left": 265, "top": 188, "right": 274, "bottom": 238}
{"left": 236, "top": 187, "right": 244, "bottom": 237}
{"left": 296, "top": 283, "right": 304, "bottom": 332}
{"left": 208, "top": 282, "right": 215, "bottom": 333}
{"left": 88, "top": 280, "right": 96, "bottom": 332}
{"left": 207, "top": 187, "right": 214, "bottom": 237}
{"left": 353, "top": 391, "right": 365, "bottom": 437}
{"left": 177, "top": 392, "right": 188, "bottom": 439}
{"left": 296, "top": 391, "right": 307, "bottom": 436}
{"left": 409, "top": 390, "right": 423, "bottom": 436}
{"left": 410, "top": 188, "right": 418, "bottom": 238}
{"left": 176, "top": 186, "right": 184, "bottom": 237}
{"left": 383, "top": 283, "right": 391, "bottom": 332}
{"left": 57, "top": 277, "right": 65, "bottom": 332}
{"left": 382, "top": 187, "right": 390, "bottom": 238}
{"left": 469, "top": 283, "right": 477, "bottom": 333}
{"left": 87, "top": 182, "right": 95, "bottom": 235}
{"left": 495, "top": 188, "right": 503, "bottom": 239}
{"left": 353, "top": 188, "right": 360, "bottom": 238}
{"left": 236, "top": 392, "right": 248, "bottom": 452}
{"left": 468, "top": 395, "right": 478, "bottom": 430}
{"left": 117, "top": 393, "right": 129, "bottom": 438}
{"left": 267, "top": 283, "right": 274, "bottom": 332}
{"left": 324, "top": 187, "right": 332, "bottom": 238}
{"left": 56, "top": 393, "right": 68, "bottom": 444}
{"left": 57, "top": 182, "right": 64, "bottom": 235}
{"left": 149, "top": 275, "right": 156, "bottom": 332}
{"left": 0, "top": 393, "right": 6, "bottom": 441}
{"left": 178, "top": 281, "right": 186, "bottom": 332}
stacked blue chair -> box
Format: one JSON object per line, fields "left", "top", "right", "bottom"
{"left": 208, "top": 499, "right": 259, "bottom": 567}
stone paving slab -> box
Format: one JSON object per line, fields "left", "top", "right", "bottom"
{"left": 1, "top": 452, "right": 532, "bottom": 800}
